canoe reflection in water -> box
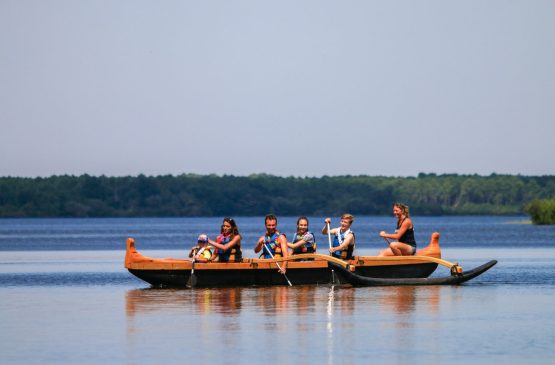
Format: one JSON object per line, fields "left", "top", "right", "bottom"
{"left": 125, "top": 287, "right": 244, "bottom": 317}
{"left": 125, "top": 285, "right": 440, "bottom": 318}
{"left": 125, "top": 286, "right": 325, "bottom": 317}
{"left": 124, "top": 285, "right": 443, "bottom": 364}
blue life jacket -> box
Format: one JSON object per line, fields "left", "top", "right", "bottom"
{"left": 216, "top": 234, "right": 242, "bottom": 262}
{"left": 262, "top": 231, "right": 284, "bottom": 259}
{"left": 292, "top": 231, "right": 316, "bottom": 255}
{"left": 332, "top": 229, "right": 355, "bottom": 260}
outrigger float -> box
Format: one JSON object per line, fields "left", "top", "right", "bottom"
{"left": 125, "top": 233, "right": 497, "bottom": 288}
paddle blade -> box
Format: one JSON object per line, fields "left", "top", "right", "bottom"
{"left": 187, "top": 273, "right": 197, "bottom": 287}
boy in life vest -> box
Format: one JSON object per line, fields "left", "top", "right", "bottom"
{"left": 188, "top": 234, "right": 213, "bottom": 262}
{"left": 322, "top": 213, "right": 356, "bottom": 260}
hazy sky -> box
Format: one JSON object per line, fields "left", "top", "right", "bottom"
{"left": 1, "top": 1, "right": 554, "bottom": 177}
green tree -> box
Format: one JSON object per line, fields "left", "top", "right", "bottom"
{"left": 527, "top": 199, "right": 555, "bottom": 225}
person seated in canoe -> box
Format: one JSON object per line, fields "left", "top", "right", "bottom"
{"left": 188, "top": 234, "right": 213, "bottom": 262}
{"left": 378, "top": 203, "right": 417, "bottom": 256}
{"left": 208, "top": 217, "right": 243, "bottom": 262}
{"left": 287, "top": 216, "right": 316, "bottom": 256}
{"left": 254, "top": 214, "right": 288, "bottom": 274}
{"left": 322, "top": 213, "right": 355, "bottom": 260}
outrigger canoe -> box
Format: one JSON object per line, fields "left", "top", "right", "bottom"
{"left": 125, "top": 233, "right": 497, "bottom": 287}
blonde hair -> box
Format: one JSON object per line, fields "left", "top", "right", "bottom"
{"left": 341, "top": 213, "right": 354, "bottom": 223}
{"left": 393, "top": 203, "right": 410, "bottom": 217}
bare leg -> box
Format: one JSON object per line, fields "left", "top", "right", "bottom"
{"left": 378, "top": 248, "right": 395, "bottom": 257}
{"left": 390, "top": 242, "right": 414, "bottom": 256}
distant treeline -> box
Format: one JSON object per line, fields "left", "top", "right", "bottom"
{"left": 0, "top": 173, "right": 554, "bottom": 218}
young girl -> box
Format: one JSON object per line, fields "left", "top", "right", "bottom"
{"left": 189, "top": 234, "right": 213, "bottom": 262}
{"left": 288, "top": 216, "right": 316, "bottom": 255}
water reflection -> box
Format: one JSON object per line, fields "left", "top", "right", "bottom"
{"left": 326, "top": 286, "right": 335, "bottom": 365}
{"left": 126, "top": 285, "right": 441, "bottom": 322}
{"left": 125, "top": 285, "right": 443, "bottom": 365}
{"left": 253, "top": 285, "right": 319, "bottom": 315}
{"left": 125, "top": 287, "right": 244, "bottom": 317}
{"left": 380, "top": 287, "right": 418, "bottom": 314}
{"left": 367, "top": 286, "right": 441, "bottom": 315}
{"left": 125, "top": 285, "right": 329, "bottom": 320}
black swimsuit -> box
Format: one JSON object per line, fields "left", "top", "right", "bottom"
{"left": 397, "top": 218, "right": 416, "bottom": 248}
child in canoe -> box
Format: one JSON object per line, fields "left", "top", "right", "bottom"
{"left": 189, "top": 234, "right": 214, "bottom": 262}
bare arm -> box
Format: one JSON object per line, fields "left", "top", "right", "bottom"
{"left": 209, "top": 235, "right": 241, "bottom": 251}
{"left": 322, "top": 218, "right": 337, "bottom": 235}
{"left": 288, "top": 239, "right": 307, "bottom": 249}
{"left": 379, "top": 218, "right": 412, "bottom": 241}
{"left": 288, "top": 232, "right": 314, "bottom": 249}
{"left": 254, "top": 236, "right": 265, "bottom": 253}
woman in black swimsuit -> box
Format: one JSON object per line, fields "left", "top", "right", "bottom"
{"left": 378, "top": 203, "right": 417, "bottom": 256}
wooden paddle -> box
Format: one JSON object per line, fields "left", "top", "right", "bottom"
{"left": 263, "top": 242, "right": 293, "bottom": 286}
{"left": 327, "top": 222, "right": 337, "bottom": 284}
{"left": 187, "top": 246, "right": 205, "bottom": 287}
{"left": 187, "top": 256, "right": 197, "bottom": 287}
{"left": 327, "top": 222, "right": 333, "bottom": 250}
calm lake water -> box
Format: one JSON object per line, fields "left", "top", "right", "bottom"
{"left": 0, "top": 216, "right": 554, "bottom": 365}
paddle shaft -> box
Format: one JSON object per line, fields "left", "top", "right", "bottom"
{"left": 189, "top": 246, "right": 206, "bottom": 287}
{"left": 188, "top": 255, "right": 196, "bottom": 287}
{"left": 263, "top": 242, "right": 292, "bottom": 286}
{"left": 326, "top": 222, "right": 337, "bottom": 284}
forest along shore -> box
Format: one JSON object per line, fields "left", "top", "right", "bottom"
{"left": 0, "top": 173, "right": 554, "bottom": 218}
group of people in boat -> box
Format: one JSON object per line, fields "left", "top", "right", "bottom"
{"left": 189, "top": 203, "right": 417, "bottom": 273}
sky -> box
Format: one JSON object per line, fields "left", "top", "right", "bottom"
{"left": 1, "top": 0, "right": 554, "bottom": 178}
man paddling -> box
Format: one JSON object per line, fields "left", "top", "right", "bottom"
{"left": 323, "top": 214, "right": 356, "bottom": 260}
{"left": 255, "top": 214, "right": 288, "bottom": 274}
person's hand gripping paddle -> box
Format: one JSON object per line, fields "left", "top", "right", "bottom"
{"left": 263, "top": 242, "right": 292, "bottom": 287}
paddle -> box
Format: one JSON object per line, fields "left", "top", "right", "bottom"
{"left": 187, "top": 246, "right": 204, "bottom": 287}
{"left": 327, "top": 222, "right": 337, "bottom": 284}
{"left": 263, "top": 242, "right": 293, "bottom": 286}
{"left": 327, "top": 222, "right": 333, "bottom": 250}
{"left": 187, "top": 255, "right": 197, "bottom": 287}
